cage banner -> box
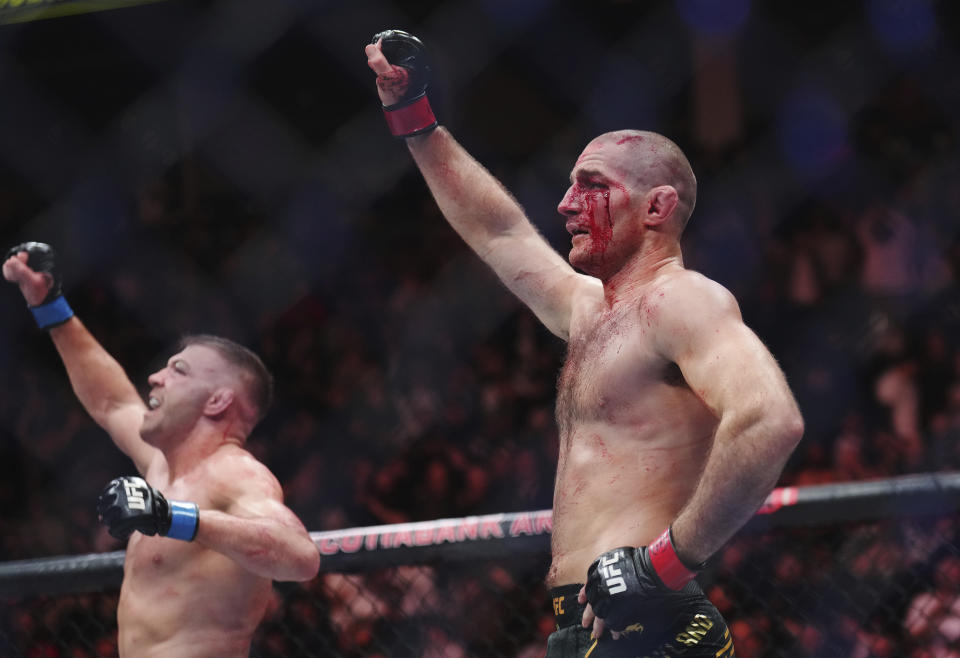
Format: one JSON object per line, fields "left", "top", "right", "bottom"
{"left": 1, "top": 472, "right": 958, "bottom": 598}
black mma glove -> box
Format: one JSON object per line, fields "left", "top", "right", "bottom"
{"left": 5, "top": 242, "right": 73, "bottom": 329}
{"left": 371, "top": 29, "right": 438, "bottom": 138}
{"left": 584, "top": 527, "right": 705, "bottom": 633}
{"left": 97, "top": 476, "right": 199, "bottom": 542}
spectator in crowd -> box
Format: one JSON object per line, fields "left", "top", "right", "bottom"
{"left": 905, "top": 553, "right": 960, "bottom": 658}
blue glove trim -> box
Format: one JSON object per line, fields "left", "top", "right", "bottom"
{"left": 29, "top": 296, "right": 74, "bottom": 329}
{"left": 167, "top": 501, "right": 199, "bottom": 541}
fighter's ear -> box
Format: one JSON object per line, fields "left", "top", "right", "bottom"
{"left": 204, "top": 387, "right": 235, "bottom": 417}
{"left": 643, "top": 185, "right": 679, "bottom": 226}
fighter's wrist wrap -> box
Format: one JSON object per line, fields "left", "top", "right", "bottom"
{"left": 648, "top": 526, "right": 704, "bottom": 590}
{"left": 165, "top": 501, "right": 199, "bottom": 542}
{"left": 383, "top": 92, "right": 437, "bottom": 138}
{"left": 29, "top": 295, "right": 74, "bottom": 329}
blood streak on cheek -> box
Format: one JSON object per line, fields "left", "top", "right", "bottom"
{"left": 609, "top": 180, "right": 628, "bottom": 201}
{"left": 584, "top": 190, "right": 613, "bottom": 254}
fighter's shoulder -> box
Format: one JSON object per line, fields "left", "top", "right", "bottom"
{"left": 201, "top": 445, "right": 283, "bottom": 500}
{"left": 653, "top": 269, "right": 740, "bottom": 318}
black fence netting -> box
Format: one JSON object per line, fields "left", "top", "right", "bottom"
{"left": 2, "top": 474, "right": 960, "bottom": 657}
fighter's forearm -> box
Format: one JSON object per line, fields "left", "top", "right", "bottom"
{"left": 406, "top": 127, "right": 579, "bottom": 340}
{"left": 670, "top": 405, "right": 803, "bottom": 565}
{"left": 193, "top": 510, "right": 320, "bottom": 582}
{"left": 49, "top": 317, "right": 142, "bottom": 426}
{"left": 407, "top": 128, "right": 532, "bottom": 252}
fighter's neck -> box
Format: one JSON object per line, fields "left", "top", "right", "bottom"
{"left": 601, "top": 248, "right": 684, "bottom": 307}
{"left": 162, "top": 426, "right": 245, "bottom": 481}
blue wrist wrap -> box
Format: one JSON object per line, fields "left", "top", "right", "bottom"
{"left": 30, "top": 296, "right": 74, "bottom": 329}
{"left": 167, "top": 501, "right": 199, "bottom": 541}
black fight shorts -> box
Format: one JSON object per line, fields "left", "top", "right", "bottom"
{"left": 546, "top": 584, "right": 734, "bottom": 658}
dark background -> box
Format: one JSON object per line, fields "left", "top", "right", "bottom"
{"left": 0, "top": 0, "right": 958, "bottom": 562}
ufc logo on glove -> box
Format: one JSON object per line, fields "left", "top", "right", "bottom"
{"left": 123, "top": 481, "right": 146, "bottom": 511}
{"left": 599, "top": 550, "right": 628, "bottom": 594}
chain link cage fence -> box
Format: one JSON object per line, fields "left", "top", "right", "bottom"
{"left": 1, "top": 473, "right": 959, "bottom": 657}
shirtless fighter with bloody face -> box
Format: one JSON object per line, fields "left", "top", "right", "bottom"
{"left": 366, "top": 31, "right": 804, "bottom": 656}
{"left": 4, "top": 243, "right": 320, "bottom": 657}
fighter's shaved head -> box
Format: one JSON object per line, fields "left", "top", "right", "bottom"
{"left": 589, "top": 130, "right": 697, "bottom": 233}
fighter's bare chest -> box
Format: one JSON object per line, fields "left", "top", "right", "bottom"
{"left": 123, "top": 476, "right": 218, "bottom": 578}
{"left": 124, "top": 532, "right": 197, "bottom": 578}
{"left": 556, "top": 306, "right": 672, "bottom": 426}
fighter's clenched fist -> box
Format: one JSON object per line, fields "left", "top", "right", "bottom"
{"left": 581, "top": 531, "right": 703, "bottom": 638}
{"left": 3, "top": 241, "right": 74, "bottom": 328}
{"left": 97, "top": 476, "right": 199, "bottom": 542}
{"left": 365, "top": 29, "right": 438, "bottom": 138}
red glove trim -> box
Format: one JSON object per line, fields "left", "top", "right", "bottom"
{"left": 383, "top": 93, "right": 438, "bottom": 138}
{"left": 648, "top": 527, "right": 699, "bottom": 590}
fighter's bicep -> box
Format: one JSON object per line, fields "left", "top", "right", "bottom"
{"left": 678, "top": 321, "right": 781, "bottom": 417}
{"left": 228, "top": 488, "right": 311, "bottom": 538}
{"left": 217, "top": 462, "right": 303, "bottom": 526}
{"left": 655, "top": 278, "right": 783, "bottom": 416}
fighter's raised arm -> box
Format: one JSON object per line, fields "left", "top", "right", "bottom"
{"left": 3, "top": 243, "right": 158, "bottom": 475}
{"left": 366, "top": 31, "right": 593, "bottom": 340}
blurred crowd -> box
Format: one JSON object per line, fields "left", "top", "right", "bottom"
{"left": 2, "top": 2, "right": 960, "bottom": 655}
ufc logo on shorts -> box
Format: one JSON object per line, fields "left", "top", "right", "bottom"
{"left": 123, "top": 481, "right": 146, "bottom": 511}
{"left": 599, "top": 550, "right": 627, "bottom": 595}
